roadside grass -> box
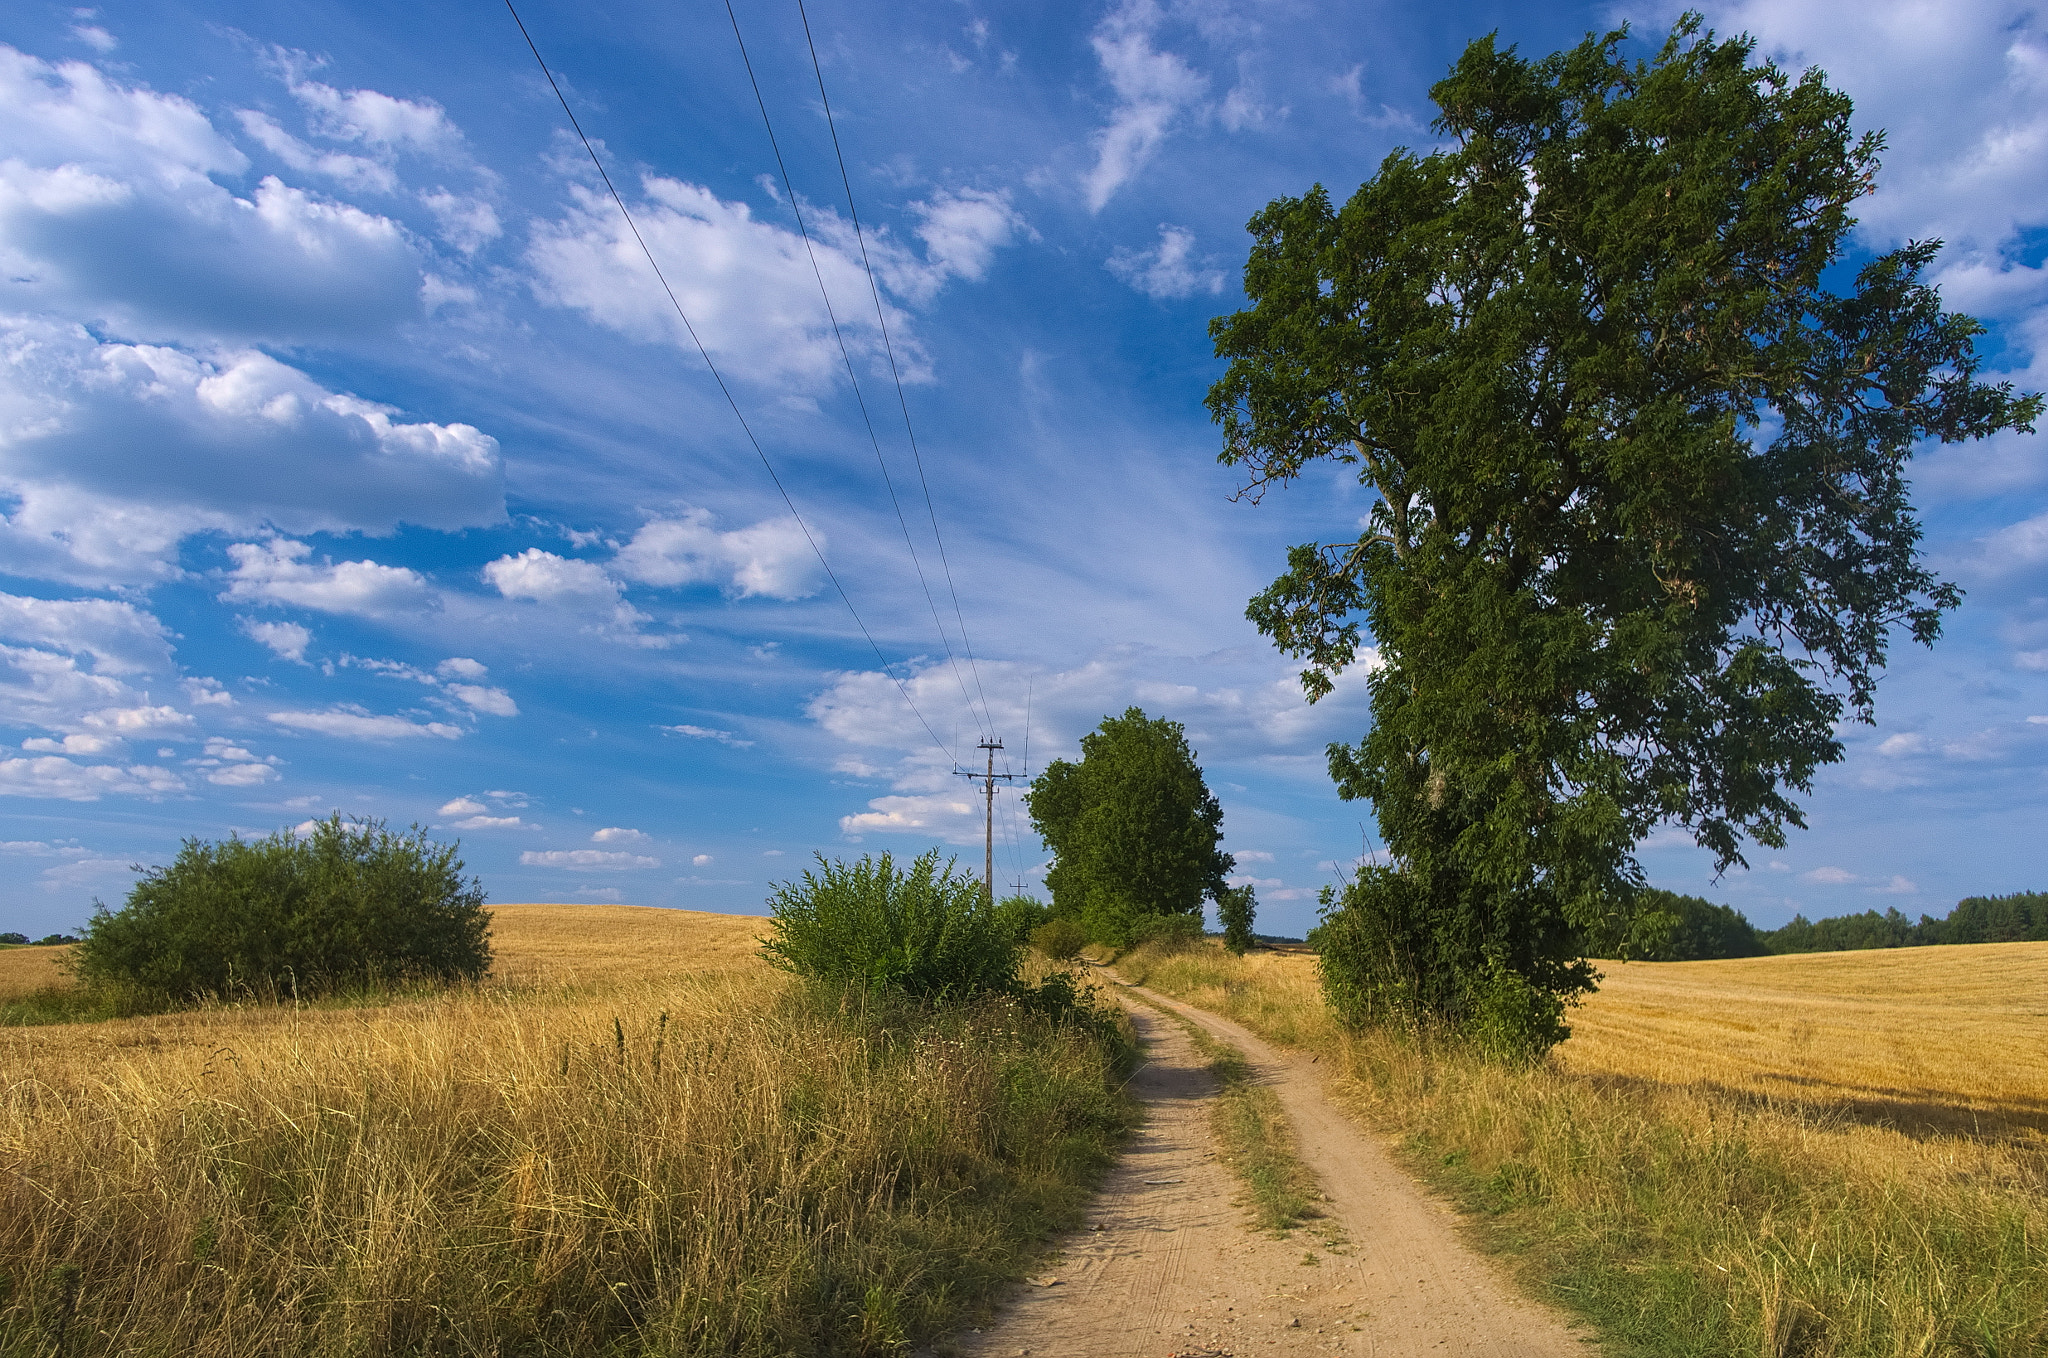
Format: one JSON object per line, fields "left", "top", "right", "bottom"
{"left": 0, "top": 911, "right": 1137, "bottom": 1357}
{"left": 1124, "top": 988, "right": 1325, "bottom": 1236}
{"left": 1118, "top": 938, "right": 2048, "bottom": 1358}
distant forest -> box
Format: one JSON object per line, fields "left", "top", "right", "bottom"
{"left": 1582, "top": 890, "right": 2048, "bottom": 962}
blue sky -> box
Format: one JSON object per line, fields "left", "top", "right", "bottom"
{"left": 2, "top": 0, "right": 2044, "bottom": 939}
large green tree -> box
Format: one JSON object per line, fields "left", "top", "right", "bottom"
{"left": 1209, "top": 18, "right": 2040, "bottom": 1052}
{"left": 1026, "top": 707, "right": 1234, "bottom": 946}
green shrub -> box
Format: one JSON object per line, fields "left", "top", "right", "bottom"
{"left": 993, "top": 894, "right": 1051, "bottom": 945}
{"left": 762, "top": 851, "right": 1021, "bottom": 1000}
{"left": 1030, "top": 917, "right": 1089, "bottom": 961}
{"left": 72, "top": 816, "right": 490, "bottom": 1001}
{"left": 1127, "top": 912, "right": 1205, "bottom": 953}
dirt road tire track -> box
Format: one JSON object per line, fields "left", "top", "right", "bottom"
{"left": 948, "top": 976, "right": 1591, "bottom": 1358}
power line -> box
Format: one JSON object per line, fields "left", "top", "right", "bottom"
{"left": 501, "top": 0, "right": 951, "bottom": 760}
{"left": 794, "top": 0, "right": 998, "bottom": 740}
{"left": 721, "top": 0, "right": 989, "bottom": 744}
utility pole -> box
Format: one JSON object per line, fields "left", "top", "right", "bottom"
{"left": 953, "top": 739, "right": 1017, "bottom": 901}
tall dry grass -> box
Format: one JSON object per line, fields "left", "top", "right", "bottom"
{"left": 1, "top": 907, "right": 1133, "bottom": 1356}
{"left": 1119, "top": 940, "right": 2048, "bottom": 1358}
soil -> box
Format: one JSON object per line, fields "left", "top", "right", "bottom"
{"left": 946, "top": 976, "right": 1592, "bottom": 1358}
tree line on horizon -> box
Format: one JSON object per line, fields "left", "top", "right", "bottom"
{"left": 1580, "top": 889, "right": 2048, "bottom": 962}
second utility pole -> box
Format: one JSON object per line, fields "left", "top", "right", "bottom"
{"left": 954, "top": 739, "right": 1016, "bottom": 901}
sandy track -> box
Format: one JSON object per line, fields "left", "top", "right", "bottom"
{"left": 948, "top": 977, "right": 1590, "bottom": 1358}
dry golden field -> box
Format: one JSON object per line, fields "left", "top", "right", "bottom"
{"left": 1565, "top": 941, "right": 2048, "bottom": 1148}
{"left": 0, "top": 903, "right": 1133, "bottom": 1356}
{"left": 486, "top": 902, "right": 770, "bottom": 984}
{"left": 1120, "top": 938, "right": 2048, "bottom": 1356}
{"left": 0, "top": 942, "right": 69, "bottom": 999}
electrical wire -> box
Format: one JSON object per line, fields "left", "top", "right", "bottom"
{"left": 502, "top": 0, "right": 952, "bottom": 760}
{"left": 721, "top": 0, "right": 989, "bottom": 746}
{"left": 793, "top": 0, "right": 997, "bottom": 741}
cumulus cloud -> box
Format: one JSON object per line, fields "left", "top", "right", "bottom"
{"left": 592, "top": 826, "right": 647, "bottom": 843}
{"left": 0, "top": 46, "right": 423, "bottom": 346}
{"left": 241, "top": 617, "right": 311, "bottom": 662}
{"left": 446, "top": 684, "right": 517, "bottom": 717}
{"left": 0, "top": 322, "right": 504, "bottom": 585}
{"left": 0, "top": 592, "right": 172, "bottom": 675}
{"left": 268, "top": 706, "right": 462, "bottom": 740}
{"left": 1107, "top": 224, "right": 1224, "bottom": 299}
{"left": 223, "top": 540, "right": 435, "bottom": 616}
{"left": 1801, "top": 865, "right": 1858, "bottom": 885}
{"left": 419, "top": 188, "right": 500, "bottom": 254}
{"left": 1082, "top": 0, "right": 1209, "bottom": 212}
{"left": 233, "top": 109, "right": 395, "bottom": 195}
{"left": 483, "top": 548, "right": 618, "bottom": 603}
{"left": 0, "top": 754, "right": 182, "bottom": 799}
{"left": 519, "top": 848, "right": 660, "bottom": 869}
{"left": 613, "top": 509, "right": 821, "bottom": 600}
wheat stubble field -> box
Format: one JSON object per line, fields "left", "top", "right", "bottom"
{"left": 1122, "top": 938, "right": 2048, "bottom": 1357}
{"left": 0, "top": 905, "right": 1134, "bottom": 1357}
{"left": 8, "top": 911, "right": 2044, "bottom": 1356}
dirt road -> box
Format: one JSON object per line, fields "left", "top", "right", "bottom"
{"left": 949, "top": 978, "right": 1590, "bottom": 1358}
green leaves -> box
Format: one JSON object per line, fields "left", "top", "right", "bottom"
{"left": 1024, "top": 708, "right": 1233, "bottom": 948}
{"left": 1215, "top": 16, "right": 2041, "bottom": 1048}
{"left": 760, "top": 850, "right": 1022, "bottom": 1001}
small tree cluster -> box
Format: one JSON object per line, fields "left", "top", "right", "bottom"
{"left": 1026, "top": 708, "right": 1237, "bottom": 947}
{"left": 73, "top": 816, "right": 491, "bottom": 1000}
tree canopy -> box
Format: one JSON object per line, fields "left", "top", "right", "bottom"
{"left": 1208, "top": 18, "right": 2040, "bottom": 1050}
{"left": 1025, "top": 707, "right": 1234, "bottom": 946}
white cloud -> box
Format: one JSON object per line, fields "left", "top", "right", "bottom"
{"left": 613, "top": 509, "right": 821, "bottom": 600}
{"left": 483, "top": 548, "right": 618, "bottom": 603}
{"left": 519, "top": 848, "right": 659, "bottom": 869}
{"left": 419, "top": 189, "right": 501, "bottom": 254}
{"left": 446, "top": 683, "right": 517, "bottom": 717}
{"left": 839, "top": 793, "right": 976, "bottom": 838}
{"left": 0, "top": 322, "right": 504, "bottom": 585}
{"left": 206, "top": 760, "right": 279, "bottom": 787}
{"left": 0, "top": 754, "right": 182, "bottom": 799}
{"left": 223, "top": 540, "right": 435, "bottom": 617}
{"left": 1082, "top": 0, "right": 1209, "bottom": 212}
{"left": 233, "top": 109, "right": 396, "bottom": 194}
{"left": 591, "top": 826, "right": 647, "bottom": 843}
{"left": 1801, "top": 865, "right": 1858, "bottom": 885}
{"left": 440, "top": 796, "right": 487, "bottom": 816}
{"left": 81, "top": 703, "right": 194, "bottom": 736}
{"left": 900, "top": 188, "right": 1033, "bottom": 300}
{"left": 692, "top": 853, "right": 712, "bottom": 866}
{"left": 70, "top": 24, "right": 116, "bottom": 54}
{"left": 21, "top": 732, "right": 119, "bottom": 755}
{"left": 0, "top": 592, "right": 173, "bottom": 674}
{"left": 448, "top": 813, "right": 525, "bottom": 830}
{"left": 1233, "top": 849, "right": 1274, "bottom": 862}
{"left": 658, "top": 722, "right": 755, "bottom": 748}
{"left": 1876, "top": 732, "right": 1929, "bottom": 756}
{"left": 528, "top": 177, "right": 929, "bottom": 387}
{"left": 241, "top": 617, "right": 311, "bottom": 662}
{"left": 268, "top": 706, "right": 462, "bottom": 740}
{"left": 1871, "top": 875, "right": 1918, "bottom": 895}
{"left": 0, "top": 46, "right": 424, "bottom": 345}
{"left": 1107, "top": 224, "right": 1224, "bottom": 299}
{"left": 437, "top": 657, "right": 487, "bottom": 680}
{"left": 278, "top": 60, "right": 465, "bottom": 158}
